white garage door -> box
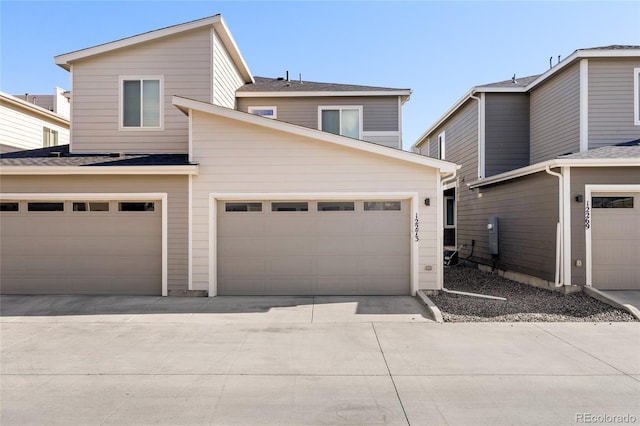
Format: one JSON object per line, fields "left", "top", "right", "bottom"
{"left": 0, "top": 199, "right": 161, "bottom": 295}
{"left": 217, "top": 200, "right": 411, "bottom": 295}
{"left": 591, "top": 192, "right": 640, "bottom": 290}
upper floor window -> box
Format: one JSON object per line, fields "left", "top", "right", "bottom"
{"left": 319, "top": 106, "right": 362, "bottom": 139}
{"left": 438, "top": 131, "right": 446, "bottom": 160}
{"left": 43, "top": 127, "right": 58, "bottom": 147}
{"left": 248, "top": 106, "right": 277, "bottom": 119}
{"left": 634, "top": 68, "right": 640, "bottom": 126}
{"left": 120, "top": 76, "right": 162, "bottom": 129}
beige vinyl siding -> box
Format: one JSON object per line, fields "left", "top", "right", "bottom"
{"left": 0, "top": 175, "right": 189, "bottom": 292}
{"left": 470, "top": 172, "right": 559, "bottom": 281}
{"left": 237, "top": 96, "right": 400, "bottom": 147}
{"left": 190, "top": 110, "right": 441, "bottom": 291}
{"left": 0, "top": 102, "right": 69, "bottom": 150}
{"left": 588, "top": 58, "right": 640, "bottom": 148}
{"left": 212, "top": 30, "right": 244, "bottom": 108}
{"left": 70, "top": 28, "right": 212, "bottom": 154}
{"left": 569, "top": 167, "right": 640, "bottom": 286}
{"left": 485, "top": 93, "right": 530, "bottom": 176}
{"left": 530, "top": 63, "right": 581, "bottom": 163}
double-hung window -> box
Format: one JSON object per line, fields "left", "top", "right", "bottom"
{"left": 318, "top": 106, "right": 362, "bottom": 139}
{"left": 120, "top": 76, "right": 162, "bottom": 129}
{"left": 43, "top": 127, "right": 58, "bottom": 147}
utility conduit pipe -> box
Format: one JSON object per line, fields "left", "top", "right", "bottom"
{"left": 545, "top": 166, "right": 564, "bottom": 287}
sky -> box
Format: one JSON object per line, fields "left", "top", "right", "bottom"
{"left": 1, "top": 1, "right": 639, "bottom": 149}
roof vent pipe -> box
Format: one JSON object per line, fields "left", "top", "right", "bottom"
{"left": 286, "top": 70, "right": 289, "bottom": 82}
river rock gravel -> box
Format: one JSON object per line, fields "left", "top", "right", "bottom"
{"left": 431, "top": 265, "right": 637, "bottom": 322}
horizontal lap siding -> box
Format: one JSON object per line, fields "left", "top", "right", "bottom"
{"left": 470, "top": 173, "right": 559, "bottom": 281}
{"left": 237, "top": 96, "right": 399, "bottom": 131}
{"left": 485, "top": 93, "right": 530, "bottom": 176}
{"left": 569, "top": 167, "right": 640, "bottom": 286}
{"left": 71, "top": 28, "right": 212, "bottom": 154}
{"left": 212, "top": 30, "right": 244, "bottom": 109}
{"left": 190, "top": 111, "right": 440, "bottom": 291}
{"left": 0, "top": 104, "right": 69, "bottom": 150}
{"left": 530, "top": 63, "right": 580, "bottom": 163}
{"left": 588, "top": 58, "right": 640, "bottom": 148}
{"left": 0, "top": 175, "right": 189, "bottom": 291}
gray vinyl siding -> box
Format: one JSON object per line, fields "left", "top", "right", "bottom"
{"left": 569, "top": 167, "right": 640, "bottom": 286}
{"left": 588, "top": 58, "right": 640, "bottom": 148}
{"left": 70, "top": 28, "right": 212, "bottom": 154}
{"left": 0, "top": 175, "right": 189, "bottom": 292}
{"left": 212, "top": 30, "right": 244, "bottom": 109}
{"left": 530, "top": 63, "right": 581, "bottom": 163}
{"left": 484, "top": 93, "right": 530, "bottom": 176}
{"left": 237, "top": 96, "right": 400, "bottom": 132}
{"left": 468, "top": 172, "right": 559, "bottom": 281}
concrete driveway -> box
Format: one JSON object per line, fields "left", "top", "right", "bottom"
{"left": 1, "top": 295, "right": 639, "bottom": 425}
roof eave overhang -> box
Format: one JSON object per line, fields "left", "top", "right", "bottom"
{"left": 469, "top": 158, "right": 640, "bottom": 189}
{"left": 0, "top": 93, "right": 70, "bottom": 126}
{"left": 173, "top": 96, "right": 457, "bottom": 173}
{"left": 235, "top": 90, "right": 412, "bottom": 98}
{"left": 0, "top": 165, "right": 199, "bottom": 175}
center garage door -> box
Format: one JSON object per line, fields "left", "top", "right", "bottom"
{"left": 217, "top": 200, "right": 411, "bottom": 295}
{"left": 0, "top": 199, "right": 161, "bottom": 295}
{"left": 591, "top": 192, "right": 640, "bottom": 290}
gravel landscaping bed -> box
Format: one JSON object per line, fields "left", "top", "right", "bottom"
{"left": 431, "top": 264, "right": 637, "bottom": 322}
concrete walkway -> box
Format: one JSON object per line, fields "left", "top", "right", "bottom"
{"left": 1, "top": 295, "right": 639, "bottom": 425}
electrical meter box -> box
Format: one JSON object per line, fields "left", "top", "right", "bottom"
{"left": 487, "top": 216, "right": 499, "bottom": 255}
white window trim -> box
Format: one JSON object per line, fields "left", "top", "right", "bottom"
{"left": 584, "top": 184, "right": 640, "bottom": 287}
{"left": 119, "top": 75, "right": 164, "bottom": 131}
{"left": 248, "top": 106, "right": 277, "bottom": 119}
{"left": 438, "top": 131, "right": 446, "bottom": 160}
{"left": 318, "top": 105, "right": 363, "bottom": 139}
{"left": 209, "top": 192, "right": 420, "bottom": 297}
{"left": 634, "top": 68, "right": 640, "bottom": 126}
{"left": 0, "top": 192, "right": 168, "bottom": 296}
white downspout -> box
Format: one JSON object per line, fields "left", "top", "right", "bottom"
{"left": 545, "top": 165, "right": 564, "bottom": 287}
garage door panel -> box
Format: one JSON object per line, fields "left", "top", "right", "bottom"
{"left": 218, "top": 198, "right": 411, "bottom": 295}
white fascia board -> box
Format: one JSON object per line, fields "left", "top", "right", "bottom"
{"left": 470, "top": 158, "right": 640, "bottom": 188}
{"left": 0, "top": 92, "right": 70, "bottom": 126}
{"left": 235, "top": 90, "right": 412, "bottom": 98}
{"left": 173, "top": 96, "right": 458, "bottom": 173}
{"left": 54, "top": 15, "right": 253, "bottom": 82}
{"left": 0, "top": 166, "right": 199, "bottom": 176}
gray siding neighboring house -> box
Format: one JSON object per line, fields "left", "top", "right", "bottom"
{"left": 413, "top": 45, "right": 640, "bottom": 292}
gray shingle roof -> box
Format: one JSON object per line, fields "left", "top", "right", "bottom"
{"left": 237, "top": 76, "right": 410, "bottom": 93}
{"left": 476, "top": 74, "right": 541, "bottom": 89}
{"left": 0, "top": 145, "right": 193, "bottom": 167}
{"left": 558, "top": 139, "right": 640, "bottom": 160}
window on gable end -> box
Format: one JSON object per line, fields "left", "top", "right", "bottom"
{"left": 438, "top": 131, "right": 446, "bottom": 160}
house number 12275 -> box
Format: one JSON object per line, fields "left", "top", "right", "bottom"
{"left": 414, "top": 213, "right": 420, "bottom": 242}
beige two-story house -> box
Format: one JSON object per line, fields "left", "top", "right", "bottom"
{"left": 413, "top": 46, "right": 640, "bottom": 292}
{"left": 0, "top": 15, "right": 456, "bottom": 297}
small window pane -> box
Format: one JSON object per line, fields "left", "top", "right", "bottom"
{"left": 119, "top": 202, "right": 155, "bottom": 212}
{"left": 52, "top": 130, "right": 59, "bottom": 146}
{"left": 592, "top": 196, "right": 634, "bottom": 208}
{"left": 90, "top": 202, "right": 110, "bottom": 211}
{"left": 318, "top": 201, "right": 355, "bottom": 211}
{"left": 364, "top": 201, "right": 401, "bottom": 211}
{"left": 248, "top": 107, "right": 276, "bottom": 119}
{"left": 142, "top": 79, "right": 160, "bottom": 127}
{"left": 0, "top": 202, "right": 19, "bottom": 212}
{"left": 272, "top": 202, "right": 308, "bottom": 212}
{"left": 28, "top": 202, "right": 64, "bottom": 212}
{"left": 225, "top": 202, "right": 262, "bottom": 212}
{"left": 446, "top": 198, "right": 455, "bottom": 226}
{"left": 341, "top": 109, "right": 359, "bottom": 138}
{"left": 73, "top": 202, "right": 87, "bottom": 211}
{"left": 123, "top": 80, "right": 141, "bottom": 127}
{"left": 321, "top": 110, "right": 340, "bottom": 135}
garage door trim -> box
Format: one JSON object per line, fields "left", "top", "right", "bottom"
{"left": 209, "top": 192, "right": 420, "bottom": 297}
{"left": 584, "top": 184, "right": 640, "bottom": 288}
{"left": 0, "top": 192, "right": 168, "bottom": 295}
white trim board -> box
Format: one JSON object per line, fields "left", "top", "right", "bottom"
{"left": 584, "top": 184, "right": 640, "bottom": 287}
{"left": 236, "top": 90, "right": 411, "bottom": 98}
{"left": 207, "top": 192, "right": 421, "bottom": 297}
{"left": 0, "top": 192, "right": 169, "bottom": 296}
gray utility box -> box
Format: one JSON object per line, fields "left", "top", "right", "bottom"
{"left": 487, "top": 216, "right": 499, "bottom": 255}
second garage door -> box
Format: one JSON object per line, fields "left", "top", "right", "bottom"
{"left": 217, "top": 199, "right": 410, "bottom": 295}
